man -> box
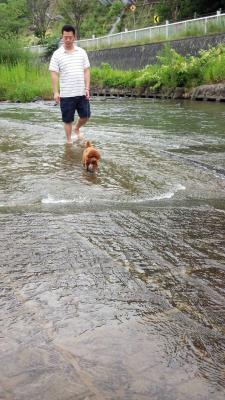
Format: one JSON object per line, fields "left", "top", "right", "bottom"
{"left": 49, "top": 25, "right": 91, "bottom": 144}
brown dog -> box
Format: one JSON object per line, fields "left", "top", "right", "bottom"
{"left": 82, "top": 140, "right": 101, "bottom": 172}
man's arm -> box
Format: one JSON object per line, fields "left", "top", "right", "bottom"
{"left": 84, "top": 67, "right": 90, "bottom": 99}
{"left": 50, "top": 71, "right": 60, "bottom": 103}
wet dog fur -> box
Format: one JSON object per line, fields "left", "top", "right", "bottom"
{"left": 82, "top": 140, "right": 100, "bottom": 172}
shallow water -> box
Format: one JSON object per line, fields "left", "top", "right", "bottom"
{"left": 0, "top": 98, "right": 225, "bottom": 400}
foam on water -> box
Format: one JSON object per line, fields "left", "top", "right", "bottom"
{"left": 133, "top": 183, "right": 186, "bottom": 203}
{"left": 41, "top": 184, "right": 186, "bottom": 206}
{"left": 41, "top": 195, "right": 77, "bottom": 204}
{"left": 151, "top": 183, "right": 186, "bottom": 200}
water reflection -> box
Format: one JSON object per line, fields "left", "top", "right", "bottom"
{"left": 82, "top": 169, "right": 101, "bottom": 185}
{"left": 62, "top": 143, "right": 82, "bottom": 167}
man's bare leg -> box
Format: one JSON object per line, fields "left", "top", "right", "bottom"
{"left": 64, "top": 122, "right": 73, "bottom": 144}
{"left": 74, "top": 117, "right": 89, "bottom": 141}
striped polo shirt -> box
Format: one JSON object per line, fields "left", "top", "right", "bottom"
{"left": 49, "top": 45, "right": 90, "bottom": 97}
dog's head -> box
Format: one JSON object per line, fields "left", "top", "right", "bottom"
{"left": 83, "top": 141, "right": 101, "bottom": 173}
{"left": 86, "top": 149, "right": 100, "bottom": 172}
{"left": 86, "top": 158, "right": 99, "bottom": 172}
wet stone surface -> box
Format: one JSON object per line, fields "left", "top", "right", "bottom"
{"left": 0, "top": 99, "right": 225, "bottom": 399}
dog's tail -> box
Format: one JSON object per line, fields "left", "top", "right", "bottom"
{"left": 85, "top": 140, "right": 92, "bottom": 148}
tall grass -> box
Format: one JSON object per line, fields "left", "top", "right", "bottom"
{"left": 91, "top": 63, "right": 139, "bottom": 88}
{"left": 0, "top": 63, "right": 52, "bottom": 102}
{"left": 0, "top": 38, "right": 52, "bottom": 102}
{"left": 1, "top": 63, "right": 52, "bottom": 102}
{"left": 0, "top": 38, "right": 35, "bottom": 65}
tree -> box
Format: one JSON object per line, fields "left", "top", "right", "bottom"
{"left": 27, "top": 0, "right": 53, "bottom": 43}
{"left": 190, "top": 0, "right": 225, "bottom": 16}
{"left": 156, "top": 0, "right": 225, "bottom": 22}
{"left": 0, "top": 0, "right": 28, "bottom": 37}
{"left": 57, "top": 0, "right": 90, "bottom": 39}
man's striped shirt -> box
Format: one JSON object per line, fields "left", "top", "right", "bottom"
{"left": 49, "top": 45, "right": 90, "bottom": 97}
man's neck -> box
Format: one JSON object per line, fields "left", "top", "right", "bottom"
{"left": 63, "top": 44, "right": 75, "bottom": 52}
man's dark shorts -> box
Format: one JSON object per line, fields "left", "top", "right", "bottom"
{"left": 60, "top": 96, "right": 91, "bottom": 123}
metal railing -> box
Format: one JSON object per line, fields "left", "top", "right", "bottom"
{"left": 76, "top": 11, "right": 225, "bottom": 50}
{"left": 26, "top": 45, "right": 45, "bottom": 54}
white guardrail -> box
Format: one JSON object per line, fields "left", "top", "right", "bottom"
{"left": 77, "top": 11, "right": 225, "bottom": 50}
{"left": 29, "top": 11, "right": 225, "bottom": 54}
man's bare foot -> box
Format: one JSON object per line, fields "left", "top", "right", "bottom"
{"left": 74, "top": 129, "right": 84, "bottom": 143}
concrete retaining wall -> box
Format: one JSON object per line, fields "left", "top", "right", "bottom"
{"left": 88, "top": 33, "right": 225, "bottom": 70}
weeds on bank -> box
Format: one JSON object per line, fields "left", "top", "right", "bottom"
{"left": 91, "top": 63, "right": 139, "bottom": 88}
{"left": 0, "top": 63, "right": 52, "bottom": 102}
{"left": 0, "top": 38, "right": 35, "bottom": 65}
{"left": 91, "top": 44, "right": 225, "bottom": 91}
{"left": 0, "top": 38, "right": 52, "bottom": 102}
{"left": 199, "top": 44, "right": 225, "bottom": 83}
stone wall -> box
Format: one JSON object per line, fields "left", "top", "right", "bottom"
{"left": 90, "top": 83, "right": 225, "bottom": 102}
{"left": 88, "top": 33, "right": 225, "bottom": 70}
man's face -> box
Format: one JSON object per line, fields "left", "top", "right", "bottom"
{"left": 62, "top": 31, "right": 75, "bottom": 49}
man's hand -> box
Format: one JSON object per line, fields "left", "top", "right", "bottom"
{"left": 85, "top": 88, "right": 90, "bottom": 100}
{"left": 54, "top": 92, "right": 60, "bottom": 103}
{"left": 84, "top": 68, "right": 90, "bottom": 100}
{"left": 50, "top": 71, "right": 60, "bottom": 103}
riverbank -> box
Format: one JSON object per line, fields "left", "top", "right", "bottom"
{"left": 1, "top": 83, "right": 225, "bottom": 103}
{"left": 1, "top": 43, "right": 225, "bottom": 103}
{"left": 90, "top": 82, "right": 225, "bottom": 102}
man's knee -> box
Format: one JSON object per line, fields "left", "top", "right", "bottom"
{"left": 80, "top": 117, "right": 89, "bottom": 122}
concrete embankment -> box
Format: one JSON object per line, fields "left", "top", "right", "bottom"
{"left": 89, "top": 32, "right": 225, "bottom": 102}
{"left": 88, "top": 33, "right": 225, "bottom": 70}
{"left": 91, "top": 83, "right": 225, "bottom": 102}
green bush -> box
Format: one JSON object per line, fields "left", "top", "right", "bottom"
{"left": 91, "top": 63, "right": 138, "bottom": 88}
{"left": 135, "top": 65, "right": 161, "bottom": 88}
{"left": 43, "top": 37, "right": 60, "bottom": 59}
{"left": 199, "top": 45, "right": 225, "bottom": 83}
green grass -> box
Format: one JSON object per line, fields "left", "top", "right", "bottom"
{"left": 0, "top": 63, "right": 52, "bottom": 102}
{"left": 0, "top": 38, "right": 35, "bottom": 65}
{"left": 0, "top": 38, "right": 52, "bottom": 102}
{"left": 91, "top": 63, "right": 139, "bottom": 88}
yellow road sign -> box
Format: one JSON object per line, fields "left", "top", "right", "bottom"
{"left": 130, "top": 4, "right": 136, "bottom": 12}
{"left": 154, "top": 15, "right": 160, "bottom": 24}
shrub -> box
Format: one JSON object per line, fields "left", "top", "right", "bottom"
{"left": 43, "top": 37, "right": 60, "bottom": 59}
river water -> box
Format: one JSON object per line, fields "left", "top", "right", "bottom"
{"left": 0, "top": 98, "right": 225, "bottom": 400}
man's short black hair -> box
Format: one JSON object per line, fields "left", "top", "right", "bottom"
{"left": 61, "top": 25, "right": 76, "bottom": 35}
